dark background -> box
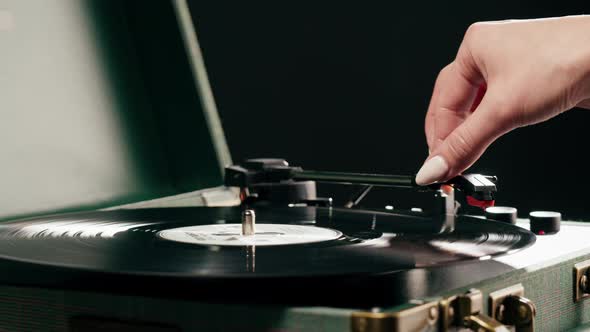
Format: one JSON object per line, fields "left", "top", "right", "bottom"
{"left": 189, "top": 2, "right": 589, "bottom": 219}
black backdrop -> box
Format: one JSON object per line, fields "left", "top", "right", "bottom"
{"left": 189, "top": 2, "right": 590, "bottom": 219}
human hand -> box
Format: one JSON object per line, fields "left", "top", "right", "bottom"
{"left": 416, "top": 16, "right": 590, "bottom": 186}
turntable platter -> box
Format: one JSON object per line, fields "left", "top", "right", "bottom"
{"left": 0, "top": 207, "right": 534, "bottom": 277}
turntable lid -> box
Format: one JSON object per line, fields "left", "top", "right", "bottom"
{"left": 0, "top": 1, "right": 230, "bottom": 221}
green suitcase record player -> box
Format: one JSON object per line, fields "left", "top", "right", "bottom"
{"left": 3, "top": 1, "right": 590, "bottom": 331}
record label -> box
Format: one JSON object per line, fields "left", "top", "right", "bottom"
{"left": 157, "top": 224, "right": 342, "bottom": 246}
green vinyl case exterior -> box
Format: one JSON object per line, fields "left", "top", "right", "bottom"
{"left": 0, "top": 231, "right": 590, "bottom": 332}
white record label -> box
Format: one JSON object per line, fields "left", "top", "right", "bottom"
{"left": 158, "top": 224, "right": 342, "bottom": 246}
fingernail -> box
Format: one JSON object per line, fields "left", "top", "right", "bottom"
{"left": 415, "top": 155, "right": 449, "bottom": 186}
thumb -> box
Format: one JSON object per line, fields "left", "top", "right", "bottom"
{"left": 415, "top": 93, "right": 513, "bottom": 185}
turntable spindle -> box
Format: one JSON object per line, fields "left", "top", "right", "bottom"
{"left": 242, "top": 209, "right": 256, "bottom": 236}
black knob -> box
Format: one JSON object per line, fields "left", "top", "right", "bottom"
{"left": 485, "top": 206, "right": 517, "bottom": 224}
{"left": 529, "top": 211, "right": 561, "bottom": 235}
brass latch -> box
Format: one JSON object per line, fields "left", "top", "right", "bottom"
{"left": 465, "top": 314, "right": 510, "bottom": 332}
{"left": 495, "top": 296, "right": 536, "bottom": 332}
{"left": 351, "top": 287, "right": 535, "bottom": 332}
{"left": 440, "top": 289, "right": 510, "bottom": 332}
{"left": 489, "top": 284, "right": 536, "bottom": 332}
{"left": 574, "top": 259, "right": 590, "bottom": 302}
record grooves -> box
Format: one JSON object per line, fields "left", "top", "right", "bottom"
{"left": 0, "top": 207, "right": 535, "bottom": 307}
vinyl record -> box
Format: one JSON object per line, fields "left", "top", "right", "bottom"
{"left": 0, "top": 207, "right": 535, "bottom": 306}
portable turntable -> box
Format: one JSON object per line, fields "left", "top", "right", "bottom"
{"left": 3, "top": 1, "right": 590, "bottom": 332}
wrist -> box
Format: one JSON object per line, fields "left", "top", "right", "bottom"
{"left": 582, "top": 45, "right": 590, "bottom": 102}
{"left": 574, "top": 16, "right": 590, "bottom": 101}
